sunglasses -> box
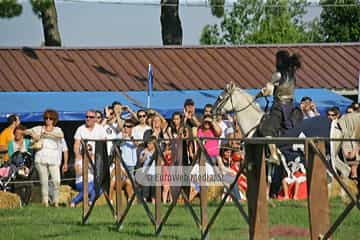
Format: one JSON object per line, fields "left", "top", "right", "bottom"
{"left": 328, "top": 113, "right": 337, "bottom": 117}
{"left": 44, "top": 117, "right": 53, "bottom": 120}
{"left": 96, "top": 116, "right": 102, "bottom": 119}
{"left": 124, "top": 125, "right": 133, "bottom": 128}
{"left": 138, "top": 114, "right": 146, "bottom": 118}
{"left": 86, "top": 115, "right": 95, "bottom": 119}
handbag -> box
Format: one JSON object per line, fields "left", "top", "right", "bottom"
{"left": 30, "top": 139, "right": 43, "bottom": 151}
{"left": 30, "top": 127, "right": 43, "bottom": 151}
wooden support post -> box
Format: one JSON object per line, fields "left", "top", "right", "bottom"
{"left": 115, "top": 149, "right": 123, "bottom": 224}
{"left": 155, "top": 147, "right": 162, "bottom": 233}
{"left": 246, "top": 144, "right": 269, "bottom": 240}
{"left": 82, "top": 145, "right": 89, "bottom": 224}
{"left": 200, "top": 150, "right": 208, "bottom": 240}
{"left": 306, "top": 140, "right": 329, "bottom": 240}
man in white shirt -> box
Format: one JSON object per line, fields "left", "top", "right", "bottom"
{"left": 120, "top": 120, "right": 138, "bottom": 176}
{"left": 73, "top": 110, "right": 107, "bottom": 205}
{"left": 73, "top": 110, "right": 107, "bottom": 160}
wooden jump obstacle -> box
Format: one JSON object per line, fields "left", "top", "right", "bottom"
{"left": 80, "top": 137, "right": 359, "bottom": 240}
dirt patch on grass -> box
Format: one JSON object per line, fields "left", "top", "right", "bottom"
{"left": 270, "top": 225, "right": 309, "bottom": 238}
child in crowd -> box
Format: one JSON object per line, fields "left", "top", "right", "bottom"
{"left": 162, "top": 144, "right": 172, "bottom": 203}
{"left": 277, "top": 156, "right": 307, "bottom": 201}
{"left": 70, "top": 154, "right": 96, "bottom": 207}
{"left": 230, "top": 150, "right": 247, "bottom": 200}
{"left": 139, "top": 136, "right": 157, "bottom": 203}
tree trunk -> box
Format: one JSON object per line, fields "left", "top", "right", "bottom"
{"left": 160, "top": 0, "right": 182, "bottom": 45}
{"left": 41, "top": 0, "right": 61, "bottom": 46}
{"left": 210, "top": 0, "right": 225, "bottom": 18}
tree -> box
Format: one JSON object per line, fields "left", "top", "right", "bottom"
{"left": 0, "top": 0, "right": 22, "bottom": 18}
{"left": 320, "top": 0, "right": 360, "bottom": 42}
{"left": 160, "top": 0, "right": 183, "bottom": 45}
{"left": 31, "top": 0, "right": 61, "bottom": 46}
{"left": 0, "top": 0, "right": 61, "bottom": 46}
{"left": 200, "top": 0, "right": 319, "bottom": 45}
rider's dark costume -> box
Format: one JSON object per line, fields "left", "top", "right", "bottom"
{"left": 258, "top": 50, "right": 301, "bottom": 137}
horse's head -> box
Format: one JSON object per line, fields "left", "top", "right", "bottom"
{"left": 212, "top": 82, "right": 237, "bottom": 116}
{"left": 213, "top": 83, "right": 265, "bottom": 136}
{"left": 212, "top": 82, "right": 262, "bottom": 115}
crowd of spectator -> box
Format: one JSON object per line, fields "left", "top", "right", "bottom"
{"left": 0, "top": 97, "right": 359, "bottom": 207}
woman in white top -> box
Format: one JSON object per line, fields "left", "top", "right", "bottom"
{"left": 26, "top": 109, "right": 64, "bottom": 207}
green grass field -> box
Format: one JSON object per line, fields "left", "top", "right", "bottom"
{"left": 0, "top": 199, "right": 359, "bottom": 240}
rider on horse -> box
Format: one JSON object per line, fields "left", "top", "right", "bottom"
{"left": 257, "top": 50, "right": 302, "bottom": 162}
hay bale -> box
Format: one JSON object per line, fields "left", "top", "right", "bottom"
{"left": 208, "top": 186, "right": 223, "bottom": 201}
{"left": 58, "top": 185, "right": 77, "bottom": 207}
{"left": 329, "top": 178, "right": 358, "bottom": 202}
{"left": 0, "top": 191, "right": 21, "bottom": 208}
{"left": 30, "top": 185, "right": 78, "bottom": 206}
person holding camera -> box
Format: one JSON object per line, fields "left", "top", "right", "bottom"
{"left": 103, "top": 106, "right": 122, "bottom": 157}
{"left": 300, "top": 96, "right": 320, "bottom": 119}
{"left": 183, "top": 98, "right": 201, "bottom": 129}
{"left": 110, "top": 101, "right": 137, "bottom": 129}
{"left": 197, "top": 114, "right": 222, "bottom": 164}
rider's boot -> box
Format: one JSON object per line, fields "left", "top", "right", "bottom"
{"left": 267, "top": 143, "right": 281, "bottom": 165}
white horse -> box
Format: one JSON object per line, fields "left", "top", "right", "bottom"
{"left": 212, "top": 83, "right": 279, "bottom": 189}
{"left": 212, "top": 83, "right": 354, "bottom": 179}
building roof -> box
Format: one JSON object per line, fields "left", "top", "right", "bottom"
{"left": 0, "top": 43, "right": 359, "bottom": 92}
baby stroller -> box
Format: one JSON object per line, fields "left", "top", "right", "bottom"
{"left": 0, "top": 151, "right": 34, "bottom": 205}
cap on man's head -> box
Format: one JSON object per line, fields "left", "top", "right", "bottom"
{"left": 300, "top": 96, "right": 312, "bottom": 102}
{"left": 184, "top": 98, "right": 194, "bottom": 107}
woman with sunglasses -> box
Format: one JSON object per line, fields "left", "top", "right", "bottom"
{"left": 26, "top": 109, "right": 65, "bottom": 207}
{"left": 132, "top": 109, "right": 151, "bottom": 146}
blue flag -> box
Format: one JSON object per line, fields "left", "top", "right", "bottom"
{"left": 147, "top": 64, "right": 153, "bottom": 97}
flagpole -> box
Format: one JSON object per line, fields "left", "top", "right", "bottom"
{"left": 147, "top": 64, "right": 153, "bottom": 109}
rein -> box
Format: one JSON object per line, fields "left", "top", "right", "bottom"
{"left": 229, "top": 90, "right": 260, "bottom": 113}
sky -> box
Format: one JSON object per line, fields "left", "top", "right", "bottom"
{"left": 0, "top": 0, "right": 321, "bottom": 47}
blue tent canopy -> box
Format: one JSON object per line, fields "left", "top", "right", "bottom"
{"left": 0, "top": 89, "right": 352, "bottom": 122}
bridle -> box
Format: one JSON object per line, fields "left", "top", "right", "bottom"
{"left": 214, "top": 87, "right": 260, "bottom": 116}
{"left": 213, "top": 87, "right": 266, "bottom": 137}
